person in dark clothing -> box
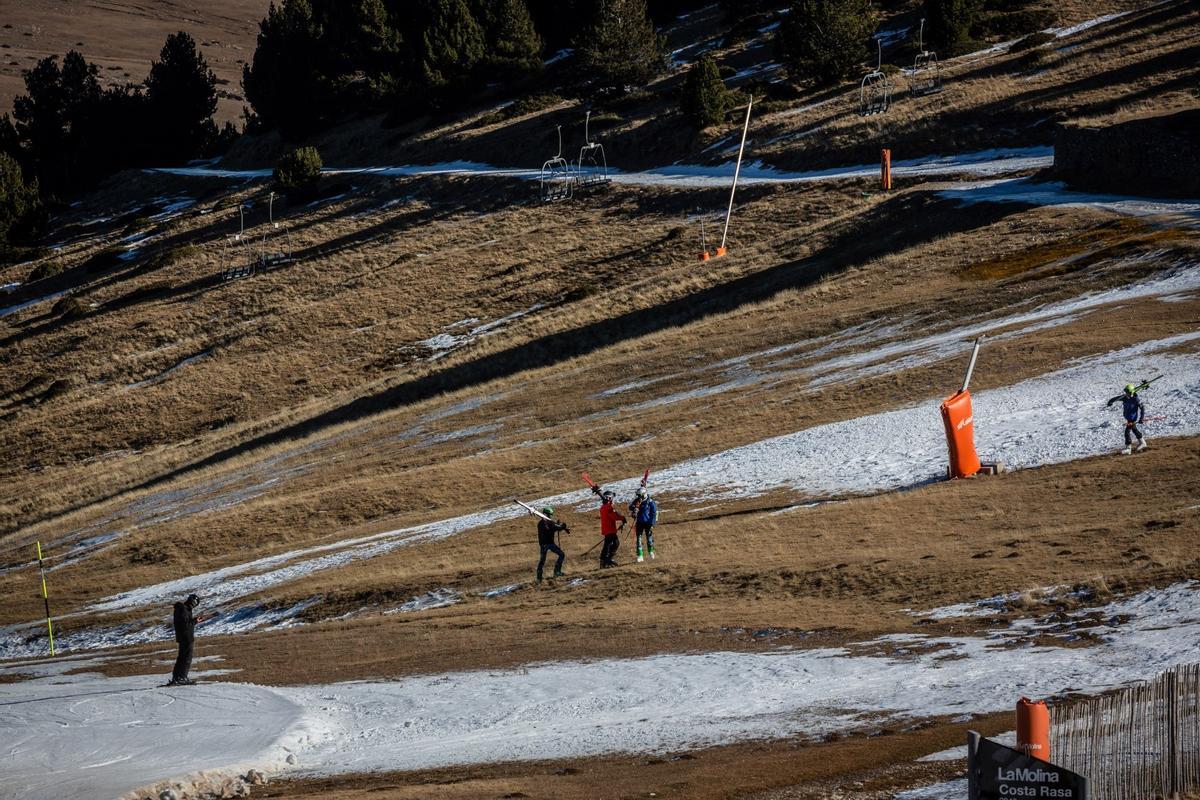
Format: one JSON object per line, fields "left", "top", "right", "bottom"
{"left": 1106, "top": 383, "right": 1147, "bottom": 454}
{"left": 537, "top": 507, "right": 570, "bottom": 583}
{"left": 598, "top": 490, "right": 625, "bottom": 568}
{"left": 169, "top": 593, "right": 200, "bottom": 686}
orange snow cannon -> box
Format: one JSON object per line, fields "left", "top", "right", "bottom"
{"left": 941, "top": 337, "right": 984, "bottom": 479}
{"left": 941, "top": 390, "right": 981, "bottom": 479}
{"left": 1016, "top": 697, "right": 1051, "bottom": 762}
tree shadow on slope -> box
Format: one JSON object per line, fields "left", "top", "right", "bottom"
{"left": 32, "top": 192, "right": 1023, "bottom": 534}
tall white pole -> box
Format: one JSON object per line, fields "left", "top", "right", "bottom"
{"left": 961, "top": 336, "right": 984, "bottom": 393}
{"left": 721, "top": 96, "right": 754, "bottom": 252}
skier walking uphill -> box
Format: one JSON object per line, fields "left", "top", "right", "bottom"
{"left": 536, "top": 507, "right": 570, "bottom": 583}
{"left": 598, "top": 490, "right": 626, "bottom": 568}
{"left": 629, "top": 487, "right": 658, "bottom": 562}
{"left": 1107, "top": 383, "right": 1148, "bottom": 454}
{"left": 169, "top": 593, "right": 200, "bottom": 686}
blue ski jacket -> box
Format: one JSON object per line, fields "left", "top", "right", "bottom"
{"left": 1107, "top": 393, "right": 1144, "bottom": 423}
{"left": 636, "top": 498, "right": 658, "bottom": 526}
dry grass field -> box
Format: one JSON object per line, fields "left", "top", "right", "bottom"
{"left": 1, "top": 1, "right": 1199, "bottom": 798}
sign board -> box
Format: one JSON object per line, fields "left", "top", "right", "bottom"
{"left": 968, "top": 731, "right": 1087, "bottom": 800}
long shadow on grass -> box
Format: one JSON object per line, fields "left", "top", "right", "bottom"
{"left": 15, "top": 192, "right": 1022, "bottom": 536}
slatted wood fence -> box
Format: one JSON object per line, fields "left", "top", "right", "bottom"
{"left": 1051, "top": 663, "right": 1200, "bottom": 800}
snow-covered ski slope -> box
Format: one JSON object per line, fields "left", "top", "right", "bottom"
{"left": 62, "top": 263, "right": 1200, "bottom": 622}
{"left": 5, "top": 583, "right": 1200, "bottom": 799}
{"left": 0, "top": 663, "right": 301, "bottom": 800}
{"left": 148, "top": 146, "right": 1052, "bottom": 187}
{"left": 0, "top": 260, "right": 1194, "bottom": 658}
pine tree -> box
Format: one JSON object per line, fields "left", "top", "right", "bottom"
{"left": 274, "top": 145, "right": 323, "bottom": 196}
{"left": 243, "top": 0, "right": 328, "bottom": 137}
{"left": 420, "top": 0, "right": 487, "bottom": 92}
{"left": 12, "top": 52, "right": 103, "bottom": 192}
{"left": 0, "top": 151, "right": 42, "bottom": 252}
{"left": 146, "top": 31, "right": 219, "bottom": 163}
{"left": 777, "top": 0, "right": 878, "bottom": 85}
{"left": 524, "top": 0, "right": 584, "bottom": 53}
{"left": 576, "top": 0, "right": 666, "bottom": 91}
{"left": 925, "top": 0, "right": 979, "bottom": 55}
{"left": 477, "top": 0, "right": 544, "bottom": 78}
{"left": 680, "top": 54, "right": 729, "bottom": 128}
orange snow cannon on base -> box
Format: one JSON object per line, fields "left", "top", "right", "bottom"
{"left": 941, "top": 389, "right": 982, "bottom": 479}
{"left": 1016, "top": 697, "right": 1051, "bottom": 762}
{"left": 941, "top": 337, "right": 984, "bottom": 480}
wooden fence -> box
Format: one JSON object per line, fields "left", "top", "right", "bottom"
{"left": 1051, "top": 663, "right": 1200, "bottom": 800}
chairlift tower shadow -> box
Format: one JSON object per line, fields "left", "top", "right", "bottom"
{"left": 860, "top": 39, "right": 893, "bottom": 116}
{"left": 909, "top": 19, "right": 943, "bottom": 97}
{"left": 540, "top": 125, "right": 576, "bottom": 203}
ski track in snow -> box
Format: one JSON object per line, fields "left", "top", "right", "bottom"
{"left": 6, "top": 584, "right": 1200, "bottom": 797}
{"left": 146, "top": 146, "right": 1053, "bottom": 189}
{"left": 4, "top": 261, "right": 1194, "bottom": 634}
{"left": 60, "top": 320, "right": 1200, "bottom": 622}
{"left": 940, "top": 179, "right": 1200, "bottom": 218}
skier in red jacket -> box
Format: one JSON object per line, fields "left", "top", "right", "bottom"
{"left": 598, "top": 490, "right": 625, "bottom": 568}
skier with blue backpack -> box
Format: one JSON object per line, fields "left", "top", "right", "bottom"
{"left": 629, "top": 487, "right": 658, "bottom": 562}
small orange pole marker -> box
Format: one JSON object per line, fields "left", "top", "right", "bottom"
{"left": 881, "top": 148, "right": 892, "bottom": 190}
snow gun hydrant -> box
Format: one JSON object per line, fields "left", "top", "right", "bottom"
{"left": 940, "top": 337, "right": 1003, "bottom": 479}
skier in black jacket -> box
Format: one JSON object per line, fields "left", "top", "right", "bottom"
{"left": 1106, "top": 383, "right": 1147, "bottom": 454}
{"left": 169, "top": 593, "right": 200, "bottom": 685}
{"left": 537, "top": 507, "right": 569, "bottom": 583}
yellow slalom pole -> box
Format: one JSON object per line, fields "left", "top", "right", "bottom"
{"left": 35, "top": 541, "right": 55, "bottom": 656}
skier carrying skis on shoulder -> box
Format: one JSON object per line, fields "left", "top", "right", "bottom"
{"left": 1107, "top": 383, "right": 1148, "bottom": 454}
{"left": 536, "top": 507, "right": 569, "bottom": 584}
{"left": 629, "top": 487, "right": 658, "bottom": 562}
{"left": 598, "top": 490, "right": 625, "bottom": 568}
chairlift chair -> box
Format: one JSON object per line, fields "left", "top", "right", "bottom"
{"left": 859, "top": 40, "right": 893, "bottom": 116}
{"left": 221, "top": 205, "right": 254, "bottom": 280}
{"left": 576, "top": 111, "right": 610, "bottom": 189}
{"left": 540, "top": 125, "right": 575, "bottom": 203}
{"left": 909, "top": 19, "right": 942, "bottom": 97}
{"left": 256, "top": 192, "right": 296, "bottom": 270}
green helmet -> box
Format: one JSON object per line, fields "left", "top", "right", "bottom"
{"left": 1125, "top": 384, "right": 1136, "bottom": 394}
{"left": 542, "top": 506, "right": 554, "bottom": 517}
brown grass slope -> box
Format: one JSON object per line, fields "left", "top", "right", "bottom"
{"left": 0, "top": 2, "right": 1199, "bottom": 796}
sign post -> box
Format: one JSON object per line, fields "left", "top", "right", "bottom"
{"left": 968, "top": 731, "right": 1087, "bottom": 800}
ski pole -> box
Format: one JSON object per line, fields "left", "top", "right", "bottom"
{"left": 583, "top": 538, "right": 605, "bottom": 556}
{"left": 35, "top": 541, "right": 55, "bottom": 656}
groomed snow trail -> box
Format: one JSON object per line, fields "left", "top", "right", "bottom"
{"left": 5, "top": 584, "right": 1200, "bottom": 796}
{"left": 0, "top": 673, "right": 302, "bottom": 800}
{"left": 147, "top": 146, "right": 1052, "bottom": 187}
{"left": 73, "top": 327, "right": 1200, "bottom": 619}
{"left": 941, "top": 178, "right": 1200, "bottom": 219}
